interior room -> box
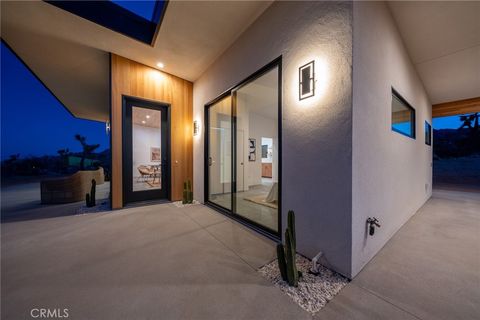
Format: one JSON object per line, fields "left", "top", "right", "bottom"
{"left": 132, "top": 106, "right": 163, "bottom": 192}
{"left": 236, "top": 67, "right": 279, "bottom": 232}
{"left": 207, "top": 66, "right": 279, "bottom": 233}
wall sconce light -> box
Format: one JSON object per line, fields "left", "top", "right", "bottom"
{"left": 105, "top": 121, "right": 111, "bottom": 135}
{"left": 299, "top": 60, "right": 315, "bottom": 100}
{"left": 193, "top": 120, "right": 199, "bottom": 136}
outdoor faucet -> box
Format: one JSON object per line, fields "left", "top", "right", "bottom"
{"left": 367, "top": 217, "right": 381, "bottom": 236}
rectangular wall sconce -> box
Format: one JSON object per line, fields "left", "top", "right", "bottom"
{"left": 193, "top": 120, "right": 199, "bottom": 136}
{"left": 299, "top": 60, "right": 315, "bottom": 100}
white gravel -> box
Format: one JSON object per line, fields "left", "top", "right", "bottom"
{"left": 258, "top": 254, "right": 349, "bottom": 315}
{"left": 172, "top": 200, "right": 201, "bottom": 207}
{"left": 76, "top": 200, "right": 110, "bottom": 215}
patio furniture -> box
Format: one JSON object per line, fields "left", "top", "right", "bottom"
{"left": 40, "top": 167, "right": 105, "bottom": 204}
{"left": 137, "top": 165, "right": 154, "bottom": 182}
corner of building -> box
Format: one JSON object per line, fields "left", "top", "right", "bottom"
{"left": 351, "top": 1, "right": 433, "bottom": 277}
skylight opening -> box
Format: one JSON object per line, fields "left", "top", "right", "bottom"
{"left": 110, "top": 1, "right": 159, "bottom": 22}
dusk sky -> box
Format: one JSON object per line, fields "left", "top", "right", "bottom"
{"left": 0, "top": 38, "right": 462, "bottom": 160}
{"left": 112, "top": 0, "right": 157, "bottom": 20}
{"left": 1, "top": 43, "right": 109, "bottom": 160}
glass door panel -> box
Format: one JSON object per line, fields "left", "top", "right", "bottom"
{"left": 123, "top": 97, "right": 169, "bottom": 205}
{"left": 233, "top": 66, "right": 279, "bottom": 233}
{"left": 132, "top": 106, "right": 163, "bottom": 192}
{"left": 204, "top": 59, "right": 281, "bottom": 238}
{"left": 207, "top": 96, "right": 232, "bottom": 210}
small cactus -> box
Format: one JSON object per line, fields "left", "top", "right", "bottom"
{"left": 182, "top": 180, "right": 193, "bottom": 204}
{"left": 182, "top": 181, "right": 188, "bottom": 204}
{"left": 85, "top": 179, "right": 96, "bottom": 207}
{"left": 187, "top": 180, "right": 193, "bottom": 203}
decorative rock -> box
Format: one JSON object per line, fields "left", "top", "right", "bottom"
{"left": 173, "top": 200, "right": 200, "bottom": 208}
{"left": 76, "top": 200, "right": 110, "bottom": 215}
{"left": 258, "top": 254, "right": 348, "bottom": 315}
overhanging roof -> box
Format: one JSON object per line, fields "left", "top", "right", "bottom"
{"left": 1, "top": 0, "right": 272, "bottom": 122}
{"left": 388, "top": 1, "right": 480, "bottom": 106}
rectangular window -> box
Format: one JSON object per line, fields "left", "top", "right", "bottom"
{"left": 391, "top": 89, "right": 415, "bottom": 138}
{"left": 425, "top": 121, "right": 432, "bottom": 146}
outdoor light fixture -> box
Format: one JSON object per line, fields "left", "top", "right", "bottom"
{"left": 146, "top": 115, "right": 150, "bottom": 119}
{"left": 193, "top": 120, "right": 199, "bottom": 136}
{"left": 299, "top": 60, "right": 315, "bottom": 100}
{"left": 142, "top": 120, "right": 146, "bottom": 124}
{"left": 157, "top": 62, "right": 164, "bottom": 69}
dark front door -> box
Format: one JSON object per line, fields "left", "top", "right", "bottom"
{"left": 123, "top": 96, "right": 170, "bottom": 204}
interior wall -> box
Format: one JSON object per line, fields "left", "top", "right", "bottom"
{"left": 352, "top": 1, "right": 433, "bottom": 277}
{"left": 193, "top": 1, "right": 353, "bottom": 277}
{"left": 132, "top": 124, "right": 161, "bottom": 177}
{"left": 247, "top": 112, "right": 278, "bottom": 187}
{"left": 111, "top": 54, "right": 193, "bottom": 208}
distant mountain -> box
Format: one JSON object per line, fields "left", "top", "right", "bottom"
{"left": 434, "top": 128, "right": 480, "bottom": 159}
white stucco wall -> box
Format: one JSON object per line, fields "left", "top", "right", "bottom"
{"left": 351, "top": 1, "right": 433, "bottom": 277}
{"left": 193, "top": 1, "right": 353, "bottom": 277}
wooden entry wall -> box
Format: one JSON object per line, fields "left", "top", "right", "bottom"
{"left": 111, "top": 54, "right": 193, "bottom": 208}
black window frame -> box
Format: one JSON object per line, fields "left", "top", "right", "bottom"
{"left": 424, "top": 121, "right": 432, "bottom": 146}
{"left": 391, "top": 88, "right": 416, "bottom": 139}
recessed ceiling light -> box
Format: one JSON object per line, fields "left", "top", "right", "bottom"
{"left": 142, "top": 120, "right": 146, "bottom": 124}
{"left": 146, "top": 115, "right": 150, "bottom": 119}
{"left": 157, "top": 62, "right": 164, "bottom": 69}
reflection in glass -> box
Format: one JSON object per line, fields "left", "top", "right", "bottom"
{"left": 132, "top": 106, "right": 162, "bottom": 192}
{"left": 424, "top": 121, "right": 432, "bottom": 146}
{"left": 234, "top": 67, "right": 279, "bottom": 232}
{"left": 392, "top": 91, "right": 415, "bottom": 138}
{"left": 208, "top": 96, "right": 232, "bottom": 210}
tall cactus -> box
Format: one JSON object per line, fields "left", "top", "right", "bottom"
{"left": 276, "top": 210, "right": 298, "bottom": 287}
{"left": 285, "top": 228, "right": 298, "bottom": 286}
{"left": 85, "top": 179, "right": 96, "bottom": 207}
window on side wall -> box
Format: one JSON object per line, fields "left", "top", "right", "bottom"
{"left": 391, "top": 89, "right": 415, "bottom": 139}
{"left": 424, "top": 121, "right": 432, "bottom": 146}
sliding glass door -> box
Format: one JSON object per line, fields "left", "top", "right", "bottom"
{"left": 205, "top": 58, "right": 281, "bottom": 237}
{"left": 206, "top": 95, "right": 232, "bottom": 210}
{"left": 233, "top": 65, "right": 280, "bottom": 233}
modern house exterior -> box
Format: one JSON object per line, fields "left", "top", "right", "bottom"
{"left": 2, "top": 0, "right": 479, "bottom": 279}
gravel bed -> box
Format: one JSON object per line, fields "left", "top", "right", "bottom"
{"left": 172, "top": 200, "right": 201, "bottom": 207}
{"left": 76, "top": 200, "right": 111, "bottom": 215}
{"left": 258, "top": 254, "right": 348, "bottom": 315}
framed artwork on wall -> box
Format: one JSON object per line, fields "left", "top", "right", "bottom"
{"left": 151, "top": 147, "right": 161, "bottom": 162}
{"left": 248, "top": 138, "right": 256, "bottom": 161}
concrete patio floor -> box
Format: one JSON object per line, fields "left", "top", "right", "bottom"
{"left": 1, "top": 181, "right": 110, "bottom": 223}
{"left": 1, "top": 188, "right": 479, "bottom": 319}
{"left": 316, "top": 189, "right": 480, "bottom": 320}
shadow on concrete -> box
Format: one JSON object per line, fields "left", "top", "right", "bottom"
{"left": 1, "top": 181, "right": 110, "bottom": 223}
